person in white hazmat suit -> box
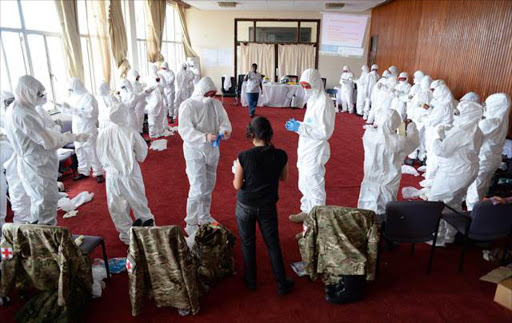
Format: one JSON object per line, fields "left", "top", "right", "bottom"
{"left": 372, "top": 76, "right": 398, "bottom": 127}
{"left": 97, "top": 81, "right": 119, "bottom": 130}
{"left": 127, "top": 69, "right": 146, "bottom": 95}
{"left": 339, "top": 65, "right": 355, "bottom": 113}
{"left": 61, "top": 77, "right": 104, "bottom": 183}
{"left": 466, "top": 93, "right": 511, "bottom": 210}
{"left": 363, "top": 64, "right": 380, "bottom": 120}
{"left": 407, "top": 75, "right": 433, "bottom": 161}
{"left": 388, "top": 66, "right": 399, "bottom": 77}
{"left": 178, "top": 77, "right": 232, "bottom": 236}
{"left": 366, "top": 73, "right": 390, "bottom": 124}
{"left": 4, "top": 76, "right": 89, "bottom": 225}
{"left": 159, "top": 61, "right": 177, "bottom": 123}
{"left": 421, "top": 84, "right": 455, "bottom": 188}
{"left": 358, "top": 109, "right": 419, "bottom": 215}
{"left": 355, "top": 65, "right": 370, "bottom": 116}
{"left": 392, "top": 72, "right": 412, "bottom": 120}
{"left": 286, "top": 69, "right": 335, "bottom": 225}
{"left": 97, "top": 102, "right": 155, "bottom": 245}
{"left": 119, "top": 79, "right": 144, "bottom": 132}
{"left": 427, "top": 98, "right": 484, "bottom": 246}
{"left": 146, "top": 64, "right": 168, "bottom": 138}
{"left": 175, "top": 64, "right": 194, "bottom": 110}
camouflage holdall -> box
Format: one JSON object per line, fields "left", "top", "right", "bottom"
{"left": 298, "top": 206, "right": 380, "bottom": 285}
{"left": 192, "top": 222, "right": 236, "bottom": 290}
{"left": 0, "top": 223, "right": 93, "bottom": 306}
{"left": 127, "top": 226, "right": 200, "bottom": 317}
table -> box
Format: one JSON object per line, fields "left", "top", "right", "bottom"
{"left": 241, "top": 82, "right": 307, "bottom": 108}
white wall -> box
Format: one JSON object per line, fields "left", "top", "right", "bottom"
{"left": 185, "top": 8, "right": 371, "bottom": 90}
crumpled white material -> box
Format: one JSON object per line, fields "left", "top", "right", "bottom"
{"left": 223, "top": 75, "right": 232, "bottom": 91}
{"left": 63, "top": 210, "right": 78, "bottom": 219}
{"left": 91, "top": 259, "right": 108, "bottom": 298}
{"left": 58, "top": 191, "right": 95, "bottom": 214}
{"left": 401, "top": 165, "right": 420, "bottom": 176}
{"left": 150, "top": 139, "right": 167, "bottom": 151}
{"left": 402, "top": 186, "right": 421, "bottom": 199}
{"left": 417, "top": 165, "right": 427, "bottom": 173}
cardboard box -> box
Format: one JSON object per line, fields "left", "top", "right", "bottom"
{"left": 494, "top": 278, "right": 512, "bottom": 311}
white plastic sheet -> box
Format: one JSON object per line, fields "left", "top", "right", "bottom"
{"left": 150, "top": 139, "right": 168, "bottom": 151}
{"left": 401, "top": 165, "right": 420, "bottom": 176}
{"left": 402, "top": 186, "right": 421, "bottom": 199}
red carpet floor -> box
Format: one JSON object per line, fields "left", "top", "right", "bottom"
{"left": 1, "top": 98, "right": 511, "bottom": 322}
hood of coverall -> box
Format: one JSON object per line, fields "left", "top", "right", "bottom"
{"left": 300, "top": 69, "right": 324, "bottom": 99}
{"left": 98, "top": 81, "right": 110, "bottom": 96}
{"left": 191, "top": 77, "right": 217, "bottom": 101}
{"left": 386, "top": 76, "right": 398, "bottom": 90}
{"left": 342, "top": 65, "right": 350, "bottom": 72}
{"left": 1, "top": 90, "right": 14, "bottom": 109}
{"left": 161, "top": 62, "right": 169, "bottom": 70}
{"left": 484, "top": 93, "right": 511, "bottom": 120}
{"left": 127, "top": 69, "right": 140, "bottom": 84}
{"left": 398, "top": 72, "right": 409, "bottom": 83}
{"left": 432, "top": 84, "right": 454, "bottom": 104}
{"left": 15, "top": 75, "right": 47, "bottom": 108}
{"left": 361, "top": 65, "right": 369, "bottom": 73}
{"left": 109, "top": 101, "right": 129, "bottom": 126}
{"left": 454, "top": 100, "right": 483, "bottom": 127}
{"left": 382, "top": 70, "right": 391, "bottom": 79}
{"left": 413, "top": 70, "right": 424, "bottom": 84}
{"left": 380, "top": 109, "right": 402, "bottom": 134}
{"left": 68, "top": 77, "right": 87, "bottom": 96}
{"left": 460, "top": 92, "right": 480, "bottom": 103}
{"left": 420, "top": 76, "right": 432, "bottom": 91}
{"left": 388, "top": 66, "right": 398, "bottom": 76}
{"left": 371, "top": 64, "right": 378, "bottom": 71}
{"left": 430, "top": 79, "right": 445, "bottom": 91}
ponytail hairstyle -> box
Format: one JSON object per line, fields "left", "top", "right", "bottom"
{"left": 245, "top": 116, "right": 274, "bottom": 150}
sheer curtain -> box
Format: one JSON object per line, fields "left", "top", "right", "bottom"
{"left": 240, "top": 43, "right": 275, "bottom": 80}
{"left": 277, "top": 44, "right": 315, "bottom": 80}
{"left": 108, "top": 0, "right": 131, "bottom": 78}
{"left": 88, "top": 0, "right": 111, "bottom": 83}
{"left": 172, "top": 1, "right": 197, "bottom": 58}
{"left": 144, "top": 0, "right": 166, "bottom": 63}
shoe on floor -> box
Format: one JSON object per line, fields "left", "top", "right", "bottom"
{"left": 243, "top": 276, "right": 257, "bottom": 291}
{"left": 170, "top": 117, "right": 175, "bottom": 124}
{"left": 73, "top": 174, "right": 89, "bottom": 181}
{"left": 277, "top": 278, "right": 294, "bottom": 295}
{"left": 289, "top": 212, "right": 307, "bottom": 223}
{"left": 295, "top": 232, "right": 303, "bottom": 240}
{"left": 96, "top": 175, "right": 104, "bottom": 183}
{"left": 132, "top": 218, "right": 143, "bottom": 227}
{"left": 142, "top": 219, "right": 155, "bottom": 227}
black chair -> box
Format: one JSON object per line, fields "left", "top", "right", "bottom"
{"left": 73, "top": 234, "right": 111, "bottom": 280}
{"left": 285, "top": 75, "right": 298, "bottom": 82}
{"left": 321, "top": 78, "right": 327, "bottom": 90}
{"left": 236, "top": 74, "right": 245, "bottom": 106}
{"left": 221, "top": 76, "right": 236, "bottom": 103}
{"left": 58, "top": 119, "right": 78, "bottom": 177}
{"left": 378, "top": 201, "right": 445, "bottom": 274}
{"left": 442, "top": 201, "right": 512, "bottom": 272}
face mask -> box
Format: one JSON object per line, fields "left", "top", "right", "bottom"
{"left": 36, "top": 90, "right": 47, "bottom": 106}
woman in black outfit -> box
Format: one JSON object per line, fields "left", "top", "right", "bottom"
{"left": 233, "top": 116, "right": 294, "bottom": 295}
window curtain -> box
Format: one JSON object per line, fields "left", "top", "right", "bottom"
{"left": 88, "top": 0, "right": 111, "bottom": 83}
{"left": 144, "top": 0, "right": 166, "bottom": 64}
{"left": 54, "top": 0, "right": 85, "bottom": 81}
{"left": 108, "top": 0, "right": 131, "bottom": 78}
{"left": 240, "top": 43, "right": 275, "bottom": 80}
{"left": 171, "top": 1, "right": 198, "bottom": 58}
{"left": 277, "top": 44, "right": 316, "bottom": 80}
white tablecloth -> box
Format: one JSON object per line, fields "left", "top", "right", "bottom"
{"left": 241, "top": 83, "right": 306, "bottom": 108}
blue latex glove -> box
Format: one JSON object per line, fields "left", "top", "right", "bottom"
{"left": 285, "top": 118, "right": 300, "bottom": 132}
{"left": 212, "top": 134, "right": 224, "bottom": 147}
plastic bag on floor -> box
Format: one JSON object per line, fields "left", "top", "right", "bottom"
{"left": 150, "top": 139, "right": 167, "bottom": 151}
{"left": 91, "top": 259, "right": 108, "bottom": 298}
{"left": 58, "top": 191, "right": 94, "bottom": 212}
{"left": 108, "top": 257, "right": 127, "bottom": 274}
{"left": 402, "top": 165, "right": 420, "bottom": 176}
{"left": 63, "top": 210, "right": 78, "bottom": 219}
{"left": 402, "top": 186, "right": 421, "bottom": 199}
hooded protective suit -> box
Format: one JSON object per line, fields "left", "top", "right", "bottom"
{"left": 5, "top": 76, "right": 79, "bottom": 225}
{"left": 363, "top": 64, "right": 380, "bottom": 120}
{"left": 408, "top": 76, "right": 433, "bottom": 160}
{"left": 175, "top": 64, "right": 194, "bottom": 109}
{"left": 119, "top": 79, "right": 143, "bottom": 132}
{"left": 428, "top": 99, "right": 484, "bottom": 245}
{"left": 406, "top": 71, "right": 424, "bottom": 116}
{"left": 339, "top": 65, "right": 355, "bottom": 113}
{"left": 392, "top": 72, "right": 411, "bottom": 120}
{"left": 358, "top": 110, "right": 419, "bottom": 215}
{"left": 62, "top": 78, "right": 103, "bottom": 177}
{"left": 466, "top": 93, "right": 511, "bottom": 210}
{"left": 178, "top": 77, "right": 232, "bottom": 235}
{"left": 159, "top": 62, "right": 176, "bottom": 118}
{"left": 97, "top": 81, "right": 118, "bottom": 130}
{"left": 460, "top": 92, "right": 480, "bottom": 103}
{"left": 295, "top": 69, "right": 336, "bottom": 214}
{"left": 367, "top": 77, "right": 388, "bottom": 124}
{"left": 146, "top": 65, "right": 168, "bottom": 138}
{"left": 423, "top": 84, "right": 455, "bottom": 185}
{"left": 127, "top": 69, "right": 146, "bottom": 94}
{"left": 97, "top": 102, "right": 154, "bottom": 244}
{"left": 356, "top": 65, "right": 370, "bottom": 115}
{"left": 388, "top": 66, "right": 399, "bottom": 77}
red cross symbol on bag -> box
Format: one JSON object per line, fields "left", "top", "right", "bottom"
{"left": 1, "top": 247, "right": 13, "bottom": 260}
{"left": 126, "top": 259, "right": 133, "bottom": 274}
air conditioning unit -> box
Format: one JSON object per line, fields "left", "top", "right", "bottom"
{"left": 218, "top": 2, "right": 237, "bottom": 8}
{"left": 325, "top": 3, "right": 345, "bottom": 9}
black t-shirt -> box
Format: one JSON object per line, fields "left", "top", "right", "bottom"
{"left": 237, "top": 146, "right": 288, "bottom": 207}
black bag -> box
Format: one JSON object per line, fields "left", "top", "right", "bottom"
{"left": 325, "top": 275, "right": 365, "bottom": 305}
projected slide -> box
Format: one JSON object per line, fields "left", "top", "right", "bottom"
{"left": 320, "top": 13, "right": 369, "bottom": 57}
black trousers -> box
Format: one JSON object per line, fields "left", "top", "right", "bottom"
{"left": 235, "top": 201, "right": 286, "bottom": 285}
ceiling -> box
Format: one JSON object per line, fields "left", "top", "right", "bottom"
{"left": 183, "top": 1, "right": 388, "bottom": 12}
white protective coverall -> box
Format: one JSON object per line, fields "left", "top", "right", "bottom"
{"left": 466, "top": 93, "right": 511, "bottom": 210}
{"left": 97, "top": 102, "right": 154, "bottom": 244}
{"left": 119, "top": 79, "right": 142, "bottom": 132}
{"left": 392, "top": 72, "right": 412, "bottom": 120}
{"left": 363, "top": 64, "right": 380, "bottom": 120}
{"left": 4, "top": 76, "right": 82, "bottom": 225}
{"left": 178, "top": 77, "right": 232, "bottom": 235}
{"left": 296, "top": 69, "right": 336, "bottom": 214}
{"left": 367, "top": 77, "right": 388, "bottom": 125}
{"left": 146, "top": 65, "right": 168, "bottom": 138}
{"left": 358, "top": 109, "right": 419, "bottom": 215}
{"left": 62, "top": 78, "right": 103, "bottom": 177}
{"left": 97, "top": 81, "right": 118, "bottom": 130}
{"left": 460, "top": 92, "right": 480, "bottom": 103}
{"left": 406, "top": 70, "right": 425, "bottom": 117}
{"left": 159, "top": 62, "right": 176, "bottom": 118}
{"left": 175, "top": 64, "right": 194, "bottom": 109}
{"left": 356, "top": 65, "right": 370, "bottom": 116}
{"left": 423, "top": 84, "right": 455, "bottom": 186}
{"left": 428, "top": 99, "right": 484, "bottom": 245}
{"left": 339, "top": 65, "right": 355, "bottom": 113}
{"left": 408, "top": 76, "right": 433, "bottom": 160}
{"left": 388, "top": 66, "right": 399, "bottom": 77}
{"left": 127, "top": 69, "right": 146, "bottom": 95}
